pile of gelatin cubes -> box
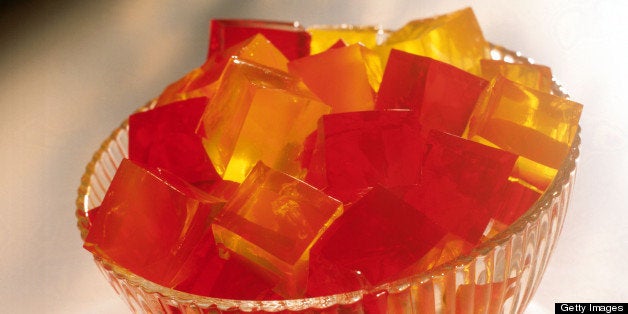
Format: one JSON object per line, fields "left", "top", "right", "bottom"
{"left": 83, "top": 7, "right": 582, "bottom": 300}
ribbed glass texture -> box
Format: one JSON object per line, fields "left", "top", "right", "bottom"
{"left": 76, "top": 44, "right": 580, "bottom": 313}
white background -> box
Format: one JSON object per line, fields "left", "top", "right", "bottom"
{"left": 1, "top": 1, "right": 626, "bottom": 313}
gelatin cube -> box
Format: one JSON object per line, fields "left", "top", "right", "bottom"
{"left": 305, "top": 110, "right": 423, "bottom": 202}
{"left": 311, "top": 186, "right": 446, "bottom": 287}
{"left": 376, "top": 51, "right": 489, "bottom": 135}
{"left": 494, "top": 179, "right": 542, "bottom": 225}
{"left": 288, "top": 44, "right": 381, "bottom": 113}
{"left": 175, "top": 248, "right": 276, "bottom": 300}
{"left": 156, "top": 33, "right": 289, "bottom": 106}
{"left": 128, "top": 97, "right": 219, "bottom": 183}
{"left": 379, "top": 7, "right": 489, "bottom": 75}
{"left": 480, "top": 59, "right": 553, "bottom": 93}
{"left": 84, "top": 159, "right": 225, "bottom": 288}
{"left": 212, "top": 162, "right": 343, "bottom": 297}
{"left": 464, "top": 76, "right": 583, "bottom": 190}
{"left": 307, "top": 24, "right": 381, "bottom": 54}
{"left": 208, "top": 19, "right": 310, "bottom": 61}
{"left": 305, "top": 255, "right": 366, "bottom": 297}
{"left": 198, "top": 58, "right": 330, "bottom": 183}
{"left": 404, "top": 130, "right": 517, "bottom": 243}
{"left": 405, "top": 233, "right": 474, "bottom": 275}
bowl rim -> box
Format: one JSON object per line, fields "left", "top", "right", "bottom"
{"left": 75, "top": 42, "right": 581, "bottom": 310}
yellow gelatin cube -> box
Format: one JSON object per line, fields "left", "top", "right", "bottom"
{"left": 464, "top": 76, "right": 582, "bottom": 190}
{"left": 198, "top": 58, "right": 330, "bottom": 183}
{"left": 307, "top": 24, "right": 382, "bottom": 54}
{"left": 480, "top": 59, "right": 554, "bottom": 93}
{"left": 378, "top": 7, "right": 489, "bottom": 75}
{"left": 212, "top": 162, "right": 343, "bottom": 297}
{"left": 157, "top": 33, "right": 289, "bottom": 106}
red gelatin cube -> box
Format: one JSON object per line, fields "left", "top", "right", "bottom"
{"left": 175, "top": 249, "right": 276, "bottom": 300}
{"left": 376, "top": 50, "right": 488, "bottom": 136}
{"left": 288, "top": 44, "right": 378, "bottom": 113}
{"left": 305, "top": 110, "right": 423, "bottom": 202}
{"left": 209, "top": 19, "right": 310, "bottom": 61}
{"left": 404, "top": 130, "right": 517, "bottom": 243}
{"left": 305, "top": 255, "right": 366, "bottom": 297}
{"left": 212, "top": 162, "right": 343, "bottom": 298}
{"left": 128, "top": 97, "right": 219, "bottom": 183}
{"left": 494, "top": 180, "right": 542, "bottom": 225}
{"left": 310, "top": 186, "right": 446, "bottom": 288}
{"left": 84, "top": 159, "right": 225, "bottom": 288}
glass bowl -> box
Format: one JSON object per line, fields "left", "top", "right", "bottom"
{"left": 75, "top": 44, "right": 580, "bottom": 313}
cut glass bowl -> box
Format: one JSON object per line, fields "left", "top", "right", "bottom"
{"left": 76, "top": 43, "right": 580, "bottom": 313}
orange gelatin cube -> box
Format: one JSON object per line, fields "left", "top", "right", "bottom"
{"left": 84, "top": 159, "right": 225, "bottom": 288}
{"left": 156, "top": 34, "right": 289, "bottom": 106}
{"left": 307, "top": 24, "right": 382, "bottom": 54}
{"left": 198, "top": 58, "right": 330, "bottom": 183}
{"left": 464, "top": 76, "right": 583, "bottom": 190}
{"left": 480, "top": 59, "right": 553, "bottom": 93}
{"left": 288, "top": 44, "right": 382, "bottom": 113}
{"left": 212, "top": 162, "right": 343, "bottom": 297}
{"left": 379, "top": 7, "right": 489, "bottom": 75}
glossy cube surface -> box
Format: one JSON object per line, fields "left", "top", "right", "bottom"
{"left": 198, "top": 58, "right": 330, "bottom": 183}
{"left": 305, "top": 110, "right": 423, "bottom": 202}
{"left": 404, "top": 130, "right": 517, "bottom": 243}
{"left": 310, "top": 186, "right": 446, "bottom": 288}
{"left": 464, "top": 76, "right": 583, "bottom": 190}
{"left": 480, "top": 59, "right": 553, "bottom": 93}
{"left": 288, "top": 44, "right": 382, "bottom": 113}
{"left": 212, "top": 162, "right": 343, "bottom": 297}
{"left": 128, "top": 97, "right": 218, "bottom": 183}
{"left": 376, "top": 51, "right": 489, "bottom": 135}
{"left": 379, "top": 7, "right": 489, "bottom": 74}
{"left": 84, "top": 159, "right": 225, "bottom": 288}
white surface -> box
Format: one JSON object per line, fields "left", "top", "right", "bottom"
{"left": 1, "top": 1, "right": 626, "bottom": 313}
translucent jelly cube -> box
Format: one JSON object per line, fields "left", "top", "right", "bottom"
{"left": 482, "top": 179, "right": 542, "bottom": 240}
{"left": 212, "top": 162, "right": 343, "bottom": 297}
{"left": 156, "top": 33, "right": 289, "bottom": 106}
{"left": 307, "top": 24, "right": 382, "bottom": 54}
{"left": 406, "top": 233, "right": 474, "bottom": 275}
{"left": 464, "top": 76, "right": 583, "bottom": 191}
{"left": 379, "top": 7, "right": 489, "bottom": 75}
{"left": 128, "top": 97, "right": 219, "bottom": 183}
{"left": 376, "top": 50, "right": 489, "bottom": 136}
{"left": 208, "top": 19, "right": 310, "bottom": 61}
{"left": 84, "top": 159, "right": 225, "bottom": 288}
{"left": 480, "top": 59, "right": 553, "bottom": 93}
{"left": 174, "top": 248, "right": 276, "bottom": 300}
{"left": 404, "top": 130, "right": 517, "bottom": 243}
{"left": 198, "top": 58, "right": 330, "bottom": 183}
{"left": 305, "top": 110, "right": 423, "bottom": 202}
{"left": 310, "top": 186, "right": 446, "bottom": 288}
{"left": 288, "top": 44, "right": 382, "bottom": 113}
